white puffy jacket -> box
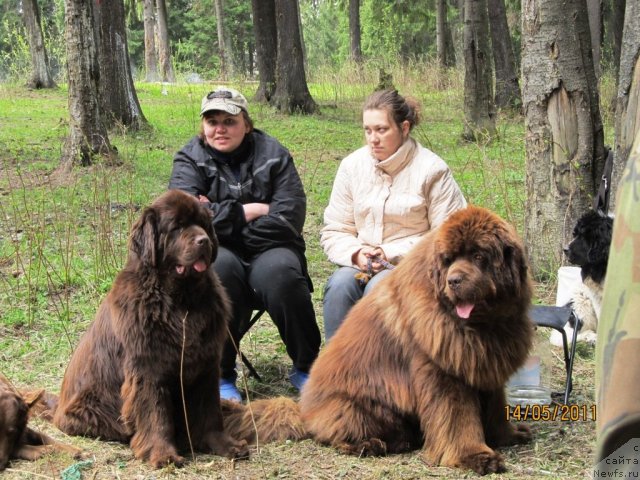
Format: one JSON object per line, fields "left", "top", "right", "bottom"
{"left": 321, "top": 137, "right": 467, "bottom": 267}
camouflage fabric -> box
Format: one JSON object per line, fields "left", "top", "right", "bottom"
{"left": 596, "top": 131, "right": 640, "bottom": 464}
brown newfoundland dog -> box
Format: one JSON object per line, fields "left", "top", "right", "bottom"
{"left": 299, "top": 205, "right": 534, "bottom": 475}
{"left": 52, "top": 189, "right": 248, "bottom": 467}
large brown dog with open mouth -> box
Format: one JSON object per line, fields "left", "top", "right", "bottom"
{"left": 299, "top": 205, "right": 533, "bottom": 475}
{"left": 53, "top": 189, "right": 248, "bottom": 467}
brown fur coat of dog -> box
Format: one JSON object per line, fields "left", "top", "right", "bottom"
{"left": 224, "top": 206, "right": 533, "bottom": 475}
{"left": 52, "top": 190, "right": 248, "bottom": 467}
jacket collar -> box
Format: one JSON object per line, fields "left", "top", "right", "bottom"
{"left": 374, "top": 137, "right": 417, "bottom": 176}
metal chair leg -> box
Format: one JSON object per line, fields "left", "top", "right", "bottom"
{"left": 529, "top": 305, "right": 576, "bottom": 404}
{"left": 238, "top": 309, "right": 265, "bottom": 381}
{"left": 564, "top": 312, "right": 581, "bottom": 404}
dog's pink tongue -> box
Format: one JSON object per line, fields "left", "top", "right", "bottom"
{"left": 193, "top": 260, "right": 208, "bottom": 272}
{"left": 456, "top": 303, "right": 475, "bottom": 319}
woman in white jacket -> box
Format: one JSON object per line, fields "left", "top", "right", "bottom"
{"left": 321, "top": 89, "right": 467, "bottom": 341}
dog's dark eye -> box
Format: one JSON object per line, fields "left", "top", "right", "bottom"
{"left": 441, "top": 255, "right": 452, "bottom": 267}
{"left": 473, "top": 253, "right": 484, "bottom": 263}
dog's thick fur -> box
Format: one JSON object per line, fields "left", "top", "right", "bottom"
{"left": 300, "top": 206, "right": 533, "bottom": 474}
{"left": 224, "top": 206, "right": 533, "bottom": 475}
{"left": 0, "top": 376, "right": 81, "bottom": 470}
{"left": 563, "top": 210, "right": 613, "bottom": 343}
{"left": 221, "top": 398, "right": 307, "bottom": 446}
{"left": 52, "top": 189, "right": 248, "bottom": 467}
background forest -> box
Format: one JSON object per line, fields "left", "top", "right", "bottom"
{"left": 2, "top": 0, "right": 525, "bottom": 82}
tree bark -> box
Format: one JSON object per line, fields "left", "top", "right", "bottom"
{"left": 522, "top": 0, "right": 605, "bottom": 278}
{"left": 22, "top": 0, "right": 56, "bottom": 89}
{"left": 155, "top": 0, "right": 175, "bottom": 82}
{"left": 612, "top": 0, "right": 640, "bottom": 210}
{"left": 462, "top": 0, "right": 496, "bottom": 141}
{"left": 587, "top": 0, "right": 603, "bottom": 80}
{"left": 214, "top": 0, "right": 234, "bottom": 80}
{"left": 94, "top": 0, "right": 147, "bottom": 131}
{"left": 62, "top": 0, "right": 115, "bottom": 168}
{"left": 487, "top": 0, "right": 521, "bottom": 109}
{"left": 436, "top": 0, "right": 455, "bottom": 68}
{"left": 272, "top": 0, "right": 318, "bottom": 114}
{"left": 349, "top": 0, "right": 362, "bottom": 63}
{"left": 610, "top": 0, "right": 625, "bottom": 84}
{"left": 142, "top": 0, "right": 160, "bottom": 82}
{"left": 251, "top": 0, "right": 277, "bottom": 101}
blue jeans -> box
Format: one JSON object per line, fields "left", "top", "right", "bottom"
{"left": 322, "top": 266, "right": 392, "bottom": 342}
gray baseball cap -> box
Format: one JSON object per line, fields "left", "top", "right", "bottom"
{"left": 200, "top": 87, "right": 248, "bottom": 116}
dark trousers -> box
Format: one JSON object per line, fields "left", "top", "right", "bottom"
{"left": 214, "top": 246, "right": 321, "bottom": 380}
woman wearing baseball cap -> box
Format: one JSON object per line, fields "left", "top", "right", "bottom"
{"left": 169, "top": 87, "right": 320, "bottom": 402}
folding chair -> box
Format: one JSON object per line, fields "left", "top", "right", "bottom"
{"left": 529, "top": 305, "right": 581, "bottom": 404}
{"left": 238, "top": 309, "right": 266, "bottom": 382}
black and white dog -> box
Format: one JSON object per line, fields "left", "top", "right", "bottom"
{"left": 562, "top": 210, "right": 613, "bottom": 343}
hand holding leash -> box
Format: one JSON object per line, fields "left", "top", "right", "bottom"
{"left": 354, "top": 248, "right": 395, "bottom": 286}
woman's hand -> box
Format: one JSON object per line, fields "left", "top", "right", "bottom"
{"left": 353, "top": 246, "right": 388, "bottom": 273}
{"left": 243, "top": 203, "right": 270, "bottom": 222}
{"left": 199, "top": 197, "right": 268, "bottom": 222}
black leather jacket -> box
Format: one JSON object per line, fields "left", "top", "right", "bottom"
{"left": 168, "top": 130, "right": 310, "bottom": 280}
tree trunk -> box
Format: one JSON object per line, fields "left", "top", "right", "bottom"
{"left": 436, "top": 0, "right": 455, "bottom": 68}
{"left": 587, "top": 0, "right": 603, "bottom": 80}
{"left": 297, "top": 1, "right": 307, "bottom": 71}
{"left": 349, "top": 0, "right": 362, "bottom": 63}
{"left": 462, "top": 0, "right": 496, "bottom": 141}
{"left": 612, "top": 0, "right": 640, "bottom": 210}
{"left": 155, "top": 0, "right": 175, "bottom": 82}
{"left": 214, "top": 0, "right": 234, "bottom": 80}
{"left": 444, "top": 4, "right": 456, "bottom": 68}
{"left": 610, "top": 0, "right": 625, "bottom": 85}
{"left": 142, "top": 0, "right": 160, "bottom": 82}
{"left": 487, "top": 0, "right": 521, "bottom": 109}
{"left": 272, "top": 0, "right": 318, "bottom": 114}
{"left": 521, "top": 0, "right": 605, "bottom": 278}
{"left": 251, "top": 0, "right": 277, "bottom": 101}
{"left": 22, "top": 0, "right": 56, "bottom": 89}
{"left": 94, "top": 0, "right": 147, "bottom": 131}
{"left": 62, "top": 0, "right": 115, "bottom": 168}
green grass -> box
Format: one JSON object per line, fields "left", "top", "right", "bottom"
{"left": 0, "top": 77, "right": 596, "bottom": 479}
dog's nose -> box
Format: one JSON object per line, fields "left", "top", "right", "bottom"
{"left": 447, "top": 275, "right": 462, "bottom": 289}
{"left": 563, "top": 246, "right": 569, "bottom": 256}
{"left": 194, "top": 234, "right": 209, "bottom": 246}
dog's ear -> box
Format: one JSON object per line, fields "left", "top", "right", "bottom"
{"left": 199, "top": 206, "right": 218, "bottom": 262}
{"left": 21, "top": 390, "right": 44, "bottom": 409}
{"left": 587, "top": 218, "right": 613, "bottom": 263}
{"left": 503, "top": 238, "right": 529, "bottom": 296}
{"left": 129, "top": 207, "right": 158, "bottom": 268}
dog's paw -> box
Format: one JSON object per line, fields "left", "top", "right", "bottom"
{"left": 336, "top": 438, "right": 387, "bottom": 457}
{"left": 148, "top": 447, "right": 185, "bottom": 469}
{"left": 511, "top": 423, "right": 532, "bottom": 444}
{"left": 578, "top": 330, "right": 598, "bottom": 345}
{"left": 225, "top": 439, "right": 250, "bottom": 460}
{"left": 205, "top": 432, "right": 250, "bottom": 460}
{"left": 460, "top": 449, "right": 506, "bottom": 475}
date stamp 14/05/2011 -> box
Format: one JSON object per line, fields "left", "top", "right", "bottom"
{"left": 505, "top": 404, "right": 596, "bottom": 422}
